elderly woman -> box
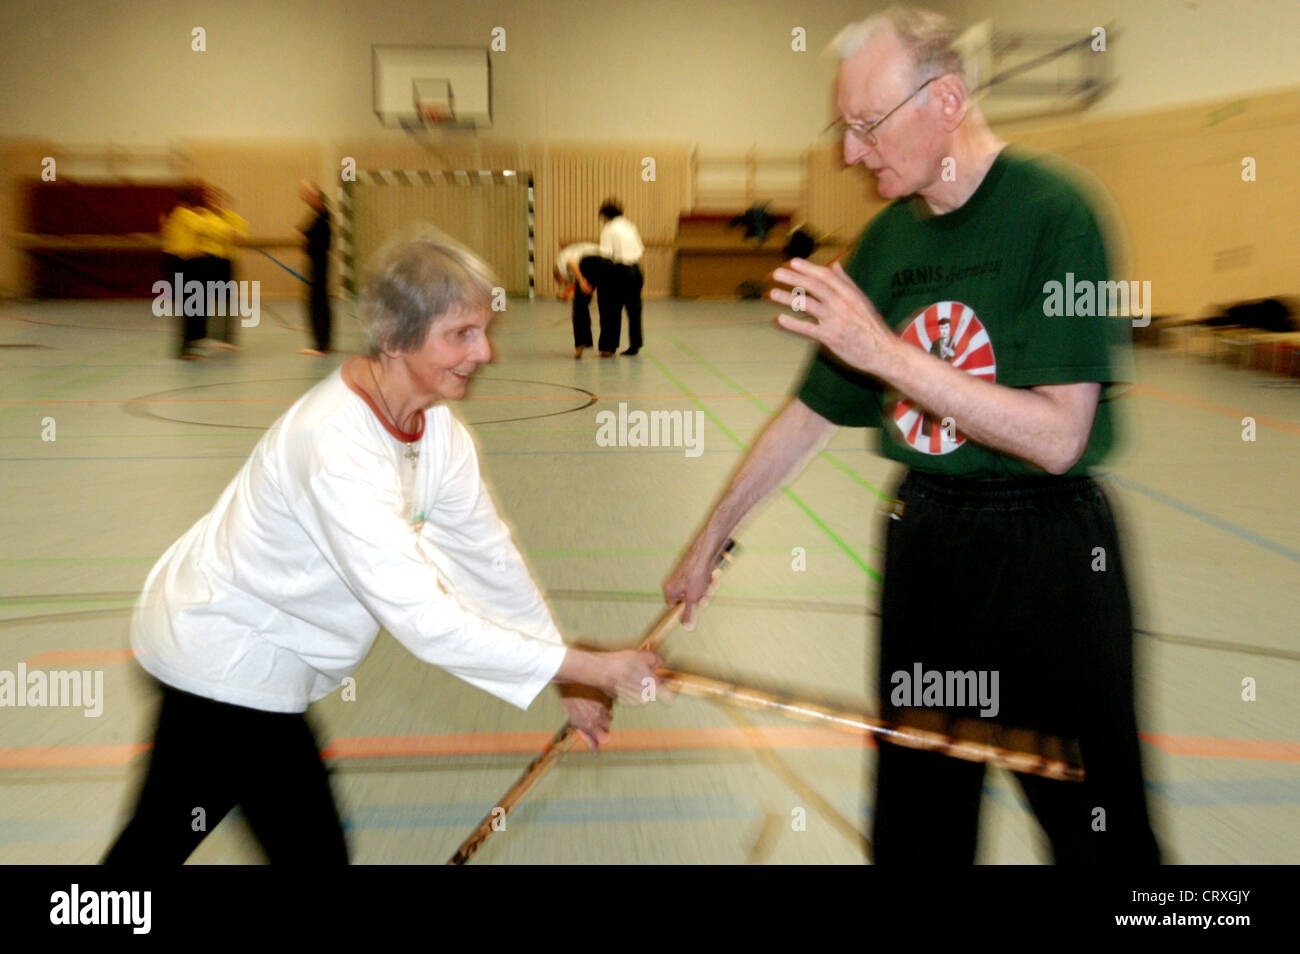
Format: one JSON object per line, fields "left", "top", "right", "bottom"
{"left": 104, "top": 230, "right": 661, "bottom": 864}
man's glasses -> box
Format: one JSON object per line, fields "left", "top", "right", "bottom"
{"left": 824, "top": 75, "right": 940, "bottom": 147}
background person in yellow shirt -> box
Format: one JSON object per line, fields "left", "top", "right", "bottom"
{"left": 195, "top": 188, "right": 249, "bottom": 350}
{"left": 159, "top": 194, "right": 207, "bottom": 360}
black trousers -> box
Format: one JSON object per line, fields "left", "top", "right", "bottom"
{"left": 308, "top": 261, "right": 331, "bottom": 351}
{"left": 207, "top": 257, "right": 237, "bottom": 345}
{"left": 570, "top": 255, "right": 619, "bottom": 352}
{"left": 872, "top": 471, "right": 1160, "bottom": 864}
{"left": 598, "top": 263, "right": 643, "bottom": 353}
{"left": 572, "top": 286, "right": 595, "bottom": 348}
{"left": 166, "top": 255, "right": 205, "bottom": 357}
{"left": 103, "top": 683, "right": 348, "bottom": 864}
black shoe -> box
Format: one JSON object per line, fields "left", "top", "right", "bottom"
{"left": 621, "top": 348, "right": 640, "bottom": 356}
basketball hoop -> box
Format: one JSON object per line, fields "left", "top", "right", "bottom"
{"left": 419, "top": 102, "right": 454, "bottom": 124}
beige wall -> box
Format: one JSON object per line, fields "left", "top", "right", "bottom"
{"left": 5, "top": 1, "right": 1297, "bottom": 147}
{"left": 177, "top": 138, "right": 322, "bottom": 297}
{"left": 994, "top": 87, "right": 1300, "bottom": 315}
{"left": 5, "top": 83, "right": 1298, "bottom": 310}
{"left": 0, "top": 0, "right": 853, "bottom": 147}
{"left": 2, "top": 2, "right": 1296, "bottom": 311}
{"left": 0, "top": 139, "right": 55, "bottom": 296}
{"left": 940, "top": 0, "right": 1300, "bottom": 121}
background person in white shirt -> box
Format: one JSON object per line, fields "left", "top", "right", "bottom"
{"left": 104, "top": 229, "right": 664, "bottom": 864}
{"left": 554, "top": 242, "right": 613, "bottom": 358}
{"left": 598, "top": 200, "right": 645, "bottom": 356}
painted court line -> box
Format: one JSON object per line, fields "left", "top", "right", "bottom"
{"left": 22, "top": 650, "right": 137, "bottom": 667}
{"left": 667, "top": 332, "right": 893, "bottom": 503}
{"left": 1130, "top": 383, "right": 1300, "bottom": 437}
{"left": 0, "top": 729, "right": 1294, "bottom": 770}
{"left": 662, "top": 337, "right": 1299, "bottom": 559}
{"left": 1106, "top": 473, "right": 1300, "bottom": 565}
{"left": 644, "top": 349, "right": 881, "bottom": 583}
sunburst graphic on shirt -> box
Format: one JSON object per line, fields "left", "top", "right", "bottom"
{"left": 886, "top": 300, "right": 996, "bottom": 455}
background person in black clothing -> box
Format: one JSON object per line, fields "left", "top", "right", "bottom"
{"left": 555, "top": 242, "right": 615, "bottom": 358}
{"left": 297, "top": 181, "right": 332, "bottom": 355}
{"left": 598, "top": 200, "right": 645, "bottom": 356}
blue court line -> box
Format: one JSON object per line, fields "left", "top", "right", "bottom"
{"left": 340, "top": 794, "right": 758, "bottom": 831}
{"left": 979, "top": 776, "right": 1300, "bottom": 810}
{"left": 865, "top": 776, "right": 1300, "bottom": 822}
{"left": 0, "top": 795, "right": 761, "bottom": 844}
{"left": 5, "top": 777, "right": 1299, "bottom": 846}
{"left": 1103, "top": 473, "right": 1300, "bottom": 565}
{"left": 1144, "top": 778, "right": 1300, "bottom": 807}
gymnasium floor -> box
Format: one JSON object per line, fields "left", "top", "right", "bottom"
{"left": 1, "top": 295, "right": 1296, "bottom": 864}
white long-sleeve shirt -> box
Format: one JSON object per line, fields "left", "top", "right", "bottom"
{"left": 555, "top": 242, "right": 601, "bottom": 278}
{"left": 599, "top": 217, "right": 644, "bottom": 265}
{"left": 130, "top": 365, "right": 568, "bottom": 714}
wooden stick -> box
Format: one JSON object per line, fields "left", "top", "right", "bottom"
{"left": 447, "top": 541, "right": 738, "bottom": 864}
{"left": 656, "top": 668, "right": 1085, "bottom": 783}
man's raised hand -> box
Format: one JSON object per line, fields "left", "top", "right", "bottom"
{"left": 769, "top": 259, "right": 898, "bottom": 377}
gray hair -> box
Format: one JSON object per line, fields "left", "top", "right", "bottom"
{"left": 829, "top": 5, "right": 973, "bottom": 92}
{"left": 359, "top": 226, "right": 498, "bottom": 357}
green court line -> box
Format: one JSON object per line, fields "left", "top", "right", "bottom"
{"left": 666, "top": 333, "right": 892, "bottom": 504}
{"left": 0, "top": 557, "right": 157, "bottom": 565}
{"left": 0, "top": 432, "right": 261, "bottom": 440}
{"left": 643, "top": 349, "right": 881, "bottom": 584}
{"left": 527, "top": 543, "right": 879, "bottom": 557}
{"left": 1, "top": 545, "right": 885, "bottom": 566}
{"left": 0, "top": 584, "right": 871, "bottom": 607}
{"left": 0, "top": 597, "right": 136, "bottom": 606}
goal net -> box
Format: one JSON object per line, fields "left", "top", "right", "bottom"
{"left": 339, "top": 169, "right": 534, "bottom": 299}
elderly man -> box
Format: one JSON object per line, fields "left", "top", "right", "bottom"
{"left": 665, "top": 5, "right": 1159, "bottom": 864}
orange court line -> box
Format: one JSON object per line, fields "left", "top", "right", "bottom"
{"left": 0, "top": 744, "right": 151, "bottom": 768}
{"left": 1141, "top": 733, "right": 1300, "bottom": 762}
{"left": 1130, "top": 383, "right": 1300, "bottom": 436}
{"left": 0, "top": 728, "right": 1296, "bottom": 770}
{"left": 320, "top": 725, "right": 863, "bottom": 760}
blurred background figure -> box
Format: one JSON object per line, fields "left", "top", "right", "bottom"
{"left": 196, "top": 187, "right": 248, "bottom": 351}
{"left": 554, "top": 241, "right": 613, "bottom": 358}
{"left": 159, "top": 193, "right": 207, "bottom": 360}
{"left": 598, "top": 199, "right": 644, "bottom": 356}
{"left": 297, "top": 180, "right": 332, "bottom": 356}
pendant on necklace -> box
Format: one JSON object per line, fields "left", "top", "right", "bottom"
{"left": 404, "top": 442, "right": 419, "bottom": 463}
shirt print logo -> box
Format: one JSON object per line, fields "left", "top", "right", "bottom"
{"left": 399, "top": 501, "right": 425, "bottom": 533}
{"left": 887, "top": 300, "right": 996, "bottom": 455}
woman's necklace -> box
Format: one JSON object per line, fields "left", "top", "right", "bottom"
{"left": 369, "top": 359, "right": 419, "bottom": 463}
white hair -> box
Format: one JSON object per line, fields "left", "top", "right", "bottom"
{"left": 359, "top": 225, "right": 498, "bottom": 358}
{"left": 829, "top": 5, "right": 975, "bottom": 92}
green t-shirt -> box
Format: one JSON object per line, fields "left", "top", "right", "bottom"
{"left": 796, "top": 146, "right": 1133, "bottom": 477}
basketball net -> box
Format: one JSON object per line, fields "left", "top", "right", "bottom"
{"left": 419, "top": 103, "right": 454, "bottom": 125}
